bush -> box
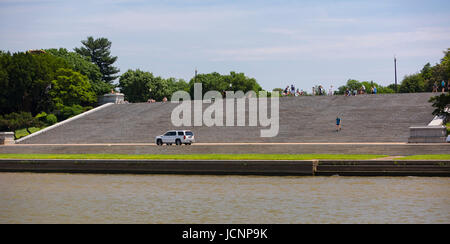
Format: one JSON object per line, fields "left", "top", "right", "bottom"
{"left": 35, "top": 112, "right": 48, "bottom": 120}
{"left": 60, "top": 105, "right": 84, "bottom": 120}
{"left": 429, "top": 93, "right": 450, "bottom": 118}
{"left": 399, "top": 74, "right": 425, "bottom": 93}
{"left": 0, "top": 112, "right": 43, "bottom": 139}
{"left": 0, "top": 115, "right": 7, "bottom": 131}
{"left": 45, "top": 114, "right": 58, "bottom": 125}
{"left": 56, "top": 104, "right": 92, "bottom": 121}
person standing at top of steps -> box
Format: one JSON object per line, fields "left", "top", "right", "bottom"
{"left": 442, "top": 80, "right": 446, "bottom": 93}
{"left": 336, "top": 116, "right": 342, "bottom": 132}
{"left": 433, "top": 82, "right": 438, "bottom": 92}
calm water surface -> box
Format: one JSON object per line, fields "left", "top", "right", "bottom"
{"left": 0, "top": 173, "right": 449, "bottom": 223}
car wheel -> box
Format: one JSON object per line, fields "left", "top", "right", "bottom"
{"left": 176, "top": 139, "right": 182, "bottom": 146}
{"left": 156, "top": 139, "right": 163, "bottom": 146}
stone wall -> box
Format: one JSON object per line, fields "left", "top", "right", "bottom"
{"left": 0, "top": 132, "right": 14, "bottom": 145}
{"left": 98, "top": 93, "right": 125, "bottom": 105}
{"left": 408, "top": 126, "right": 447, "bottom": 143}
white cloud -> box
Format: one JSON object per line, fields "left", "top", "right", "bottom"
{"left": 75, "top": 7, "right": 252, "bottom": 33}
{"left": 309, "top": 17, "right": 357, "bottom": 23}
{"left": 208, "top": 27, "right": 450, "bottom": 61}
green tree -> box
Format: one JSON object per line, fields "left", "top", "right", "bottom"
{"left": 188, "top": 71, "right": 262, "bottom": 97}
{"left": 167, "top": 78, "right": 189, "bottom": 95}
{"left": 225, "top": 71, "right": 262, "bottom": 93}
{"left": 336, "top": 79, "right": 393, "bottom": 95}
{"left": 189, "top": 72, "right": 226, "bottom": 97}
{"left": 49, "top": 68, "right": 97, "bottom": 108}
{"left": 387, "top": 83, "right": 398, "bottom": 93}
{"left": 74, "top": 36, "right": 120, "bottom": 84}
{"left": 421, "top": 63, "right": 433, "bottom": 91}
{"left": 399, "top": 73, "right": 426, "bottom": 93}
{"left": 336, "top": 79, "right": 361, "bottom": 94}
{"left": 432, "top": 48, "right": 450, "bottom": 89}
{"left": 0, "top": 51, "right": 69, "bottom": 115}
{"left": 272, "top": 88, "right": 283, "bottom": 96}
{"left": 0, "top": 51, "right": 11, "bottom": 113}
{"left": 409, "top": 48, "right": 450, "bottom": 93}
{"left": 363, "top": 81, "right": 394, "bottom": 94}
{"left": 46, "top": 48, "right": 112, "bottom": 95}
{"left": 118, "top": 69, "right": 170, "bottom": 102}
{"left": 429, "top": 93, "right": 450, "bottom": 119}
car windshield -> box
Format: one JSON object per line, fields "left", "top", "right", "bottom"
{"left": 185, "top": 131, "right": 193, "bottom": 136}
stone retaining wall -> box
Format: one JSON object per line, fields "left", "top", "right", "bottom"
{"left": 408, "top": 126, "right": 447, "bottom": 143}
{"left": 0, "top": 132, "right": 14, "bottom": 145}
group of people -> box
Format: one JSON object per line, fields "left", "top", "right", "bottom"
{"left": 282, "top": 85, "right": 306, "bottom": 96}
{"left": 147, "top": 97, "right": 168, "bottom": 103}
{"left": 282, "top": 84, "right": 335, "bottom": 96}
{"left": 344, "top": 85, "right": 378, "bottom": 96}
{"left": 432, "top": 80, "right": 449, "bottom": 93}
{"left": 312, "top": 85, "right": 331, "bottom": 96}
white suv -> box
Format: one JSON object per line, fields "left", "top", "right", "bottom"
{"left": 155, "top": 130, "right": 195, "bottom": 145}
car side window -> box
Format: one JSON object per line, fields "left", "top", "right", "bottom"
{"left": 177, "top": 131, "right": 184, "bottom": 136}
{"left": 165, "top": 132, "right": 176, "bottom": 136}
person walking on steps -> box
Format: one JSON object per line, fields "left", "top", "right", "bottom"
{"left": 336, "top": 116, "right": 342, "bottom": 132}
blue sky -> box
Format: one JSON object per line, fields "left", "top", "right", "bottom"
{"left": 1, "top": 0, "right": 449, "bottom": 91}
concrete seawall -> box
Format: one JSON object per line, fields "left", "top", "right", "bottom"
{"left": 316, "top": 160, "right": 450, "bottom": 176}
{"left": 0, "top": 159, "right": 448, "bottom": 176}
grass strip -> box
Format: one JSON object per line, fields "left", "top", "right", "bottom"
{"left": 0, "top": 153, "right": 387, "bottom": 160}
{"left": 14, "top": 127, "right": 43, "bottom": 140}
{"left": 398, "top": 154, "right": 450, "bottom": 160}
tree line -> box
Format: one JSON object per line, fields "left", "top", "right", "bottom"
{"left": 118, "top": 70, "right": 263, "bottom": 103}
{"left": 324, "top": 49, "right": 449, "bottom": 95}
{"left": 0, "top": 37, "right": 119, "bottom": 137}
{"left": 0, "top": 36, "right": 264, "bottom": 138}
{"left": 400, "top": 49, "right": 449, "bottom": 93}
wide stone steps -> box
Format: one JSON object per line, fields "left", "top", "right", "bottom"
{"left": 18, "top": 93, "right": 437, "bottom": 144}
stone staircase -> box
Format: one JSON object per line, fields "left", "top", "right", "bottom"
{"left": 18, "top": 93, "right": 437, "bottom": 144}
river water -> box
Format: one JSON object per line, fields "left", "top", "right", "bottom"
{"left": 0, "top": 173, "right": 449, "bottom": 224}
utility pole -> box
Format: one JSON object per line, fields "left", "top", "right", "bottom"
{"left": 394, "top": 56, "right": 398, "bottom": 92}
{"left": 195, "top": 68, "right": 197, "bottom": 83}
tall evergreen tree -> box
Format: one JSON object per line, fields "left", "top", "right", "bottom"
{"left": 74, "top": 36, "right": 120, "bottom": 84}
